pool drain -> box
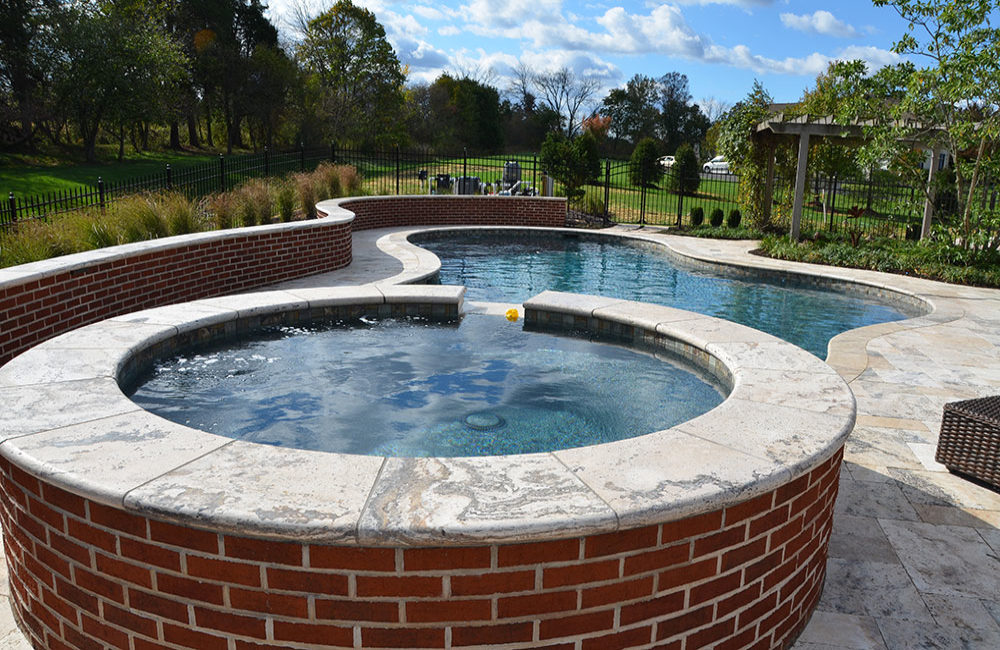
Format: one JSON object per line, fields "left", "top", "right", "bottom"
{"left": 464, "top": 412, "right": 506, "bottom": 432}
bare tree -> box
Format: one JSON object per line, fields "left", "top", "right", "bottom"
{"left": 506, "top": 62, "right": 535, "bottom": 108}
{"left": 448, "top": 64, "right": 498, "bottom": 87}
{"left": 699, "top": 96, "right": 732, "bottom": 123}
{"left": 534, "top": 67, "right": 601, "bottom": 137}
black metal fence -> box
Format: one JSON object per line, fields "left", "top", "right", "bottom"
{"left": 0, "top": 146, "right": 334, "bottom": 229}
{"left": 4, "top": 145, "right": 993, "bottom": 238}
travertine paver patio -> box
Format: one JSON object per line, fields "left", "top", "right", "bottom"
{"left": 1, "top": 224, "right": 998, "bottom": 649}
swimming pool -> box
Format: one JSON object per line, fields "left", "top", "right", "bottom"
{"left": 413, "top": 230, "right": 916, "bottom": 357}
{"left": 128, "top": 314, "right": 725, "bottom": 456}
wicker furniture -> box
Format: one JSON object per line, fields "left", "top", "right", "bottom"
{"left": 936, "top": 396, "right": 1000, "bottom": 491}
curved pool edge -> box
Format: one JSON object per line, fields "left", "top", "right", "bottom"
{"left": 0, "top": 285, "right": 852, "bottom": 545}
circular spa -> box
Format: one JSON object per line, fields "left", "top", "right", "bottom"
{"left": 0, "top": 285, "right": 855, "bottom": 650}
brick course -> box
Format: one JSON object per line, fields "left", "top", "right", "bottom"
{"left": 0, "top": 447, "right": 841, "bottom": 650}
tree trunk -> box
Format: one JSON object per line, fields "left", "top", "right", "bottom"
{"left": 205, "top": 103, "right": 213, "bottom": 147}
{"left": 141, "top": 122, "right": 150, "bottom": 150}
{"left": 118, "top": 124, "right": 127, "bottom": 162}
{"left": 170, "top": 120, "right": 181, "bottom": 149}
{"left": 186, "top": 113, "right": 199, "bottom": 148}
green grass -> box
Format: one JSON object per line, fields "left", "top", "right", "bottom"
{"left": 1, "top": 150, "right": 222, "bottom": 197}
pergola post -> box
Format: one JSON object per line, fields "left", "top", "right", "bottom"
{"left": 790, "top": 132, "right": 811, "bottom": 242}
{"left": 921, "top": 149, "right": 940, "bottom": 240}
{"left": 762, "top": 141, "right": 777, "bottom": 224}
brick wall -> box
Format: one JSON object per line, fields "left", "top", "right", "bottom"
{"left": 0, "top": 448, "right": 841, "bottom": 650}
{"left": 334, "top": 196, "right": 567, "bottom": 231}
{"left": 0, "top": 224, "right": 352, "bottom": 366}
{"left": 0, "top": 196, "right": 565, "bottom": 366}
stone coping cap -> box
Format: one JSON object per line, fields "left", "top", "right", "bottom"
{"left": 0, "top": 283, "right": 854, "bottom": 545}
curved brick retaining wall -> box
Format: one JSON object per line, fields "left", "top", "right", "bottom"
{"left": 0, "top": 196, "right": 566, "bottom": 365}
{"left": 0, "top": 283, "right": 852, "bottom": 650}
{"left": 0, "top": 449, "right": 840, "bottom": 650}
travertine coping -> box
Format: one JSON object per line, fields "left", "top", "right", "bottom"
{"left": 0, "top": 279, "right": 855, "bottom": 546}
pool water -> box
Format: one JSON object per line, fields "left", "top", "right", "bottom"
{"left": 415, "top": 232, "right": 914, "bottom": 357}
{"left": 128, "top": 315, "right": 725, "bottom": 457}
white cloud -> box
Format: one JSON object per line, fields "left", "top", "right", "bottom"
{"left": 438, "top": 25, "right": 461, "bottom": 36}
{"left": 670, "top": 0, "right": 773, "bottom": 7}
{"left": 412, "top": 5, "right": 446, "bottom": 20}
{"left": 780, "top": 11, "right": 858, "bottom": 38}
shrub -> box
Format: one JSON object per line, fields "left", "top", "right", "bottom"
{"left": 205, "top": 192, "right": 238, "bottom": 230}
{"left": 336, "top": 165, "right": 363, "bottom": 195}
{"left": 690, "top": 206, "right": 704, "bottom": 226}
{"left": 727, "top": 209, "right": 742, "bottom": 228}
{"left": 0, "top": 220, "right": 53, "bottom": 266}
{"left": 235, "top": 179, "right": 274, "bottom": 227}
{"left": 629, "top": 137, "right": 662, "bottom": 187}
{"left": 582, "top": 190, "right": 604, "bottom": 217}
{"left": 667, "top": 143, "right": 700, "bottom": 196}
{"left": 112, "top": 195, "right": 168, "bottom": 243}
{"left": 157, "top": 193, "right": 202, "bottom": 235}
{"left": 710, "top": 208, "right": 724, "bottom": 227}
{"left": 276, "top": 180, "right": 296, "bottom": 222}
{"left": 292, "top": 172, "right": 318, "bottom": 219}
{"left": 540, "top": 131, "right": 600, "bottom": 201}
{"left": 316, "top": 162, "right": 343, "bottom": 198}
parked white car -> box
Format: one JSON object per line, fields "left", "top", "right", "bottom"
{"left": 702, "top": 156, "right": 730, "bottom": 174}
{"left": 659, "top": 155, "right": 676, "bottom": 169}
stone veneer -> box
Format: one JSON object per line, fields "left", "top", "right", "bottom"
{"left": 0, "top": 196, "right": 567, "bottom": 365}
{"left": 0, "top": 278, "right": 854, "bottom": 650}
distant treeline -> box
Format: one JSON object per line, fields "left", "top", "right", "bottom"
{"left": 1, "top": 0, "right": 717, "bottom": 162}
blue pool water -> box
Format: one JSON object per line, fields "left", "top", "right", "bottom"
{"left": 414, "top": 231, "right": 916, "bottom": 357}
{"left": 129, "top": 315, "right": 725, "bottom": 457}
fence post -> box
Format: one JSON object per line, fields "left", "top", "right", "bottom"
{"left": 166, "top": 164, "right": 173, "bottom": 191}
{"left": 263, "top": 147, "right": 270, "bottom": 177}
{"left": 97, "top": 178, "right": 106, "bottom": 213}
{"left": 7, "top": 192, "right": 16, "bottom": 226}
{"left": 676, "top": 191, "right": 683, "bottom": 228}
{"left": 829, "top": 176, "right": 838, "bottom": 232}
{"left": 532, "top": 155, "right": 537, "bottom": 194}
{"left": 395, "top": 145, "right": 401, "bottom": 195}
{"left": 463, "top": 148, "right": 467, "bottom": 187}
{"left": 300, "top": 143, "right": 305, "bottom": 171}
{"left": 217, "top": 155, "right": 226, "bottom": 191}
{"left": 603, "top": 161, "right": 611, "bottom": 220}
{"left": 640, "top": 183, "right": 646, "bottom": 226}
{"left": 331, "top": 142, "right": 336, "bottom": 163}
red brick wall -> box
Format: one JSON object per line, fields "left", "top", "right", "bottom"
{"left": 335, "top": 196, "right": 567, "bottom": 231}
{"left": 0, "top": 448, "right": 841, "bottom": 650}
{"left": 0, "top": 224, "right": 352, "bottom": 366}
{"left": 0, "top": 197, "right": 565, "bottom": 366}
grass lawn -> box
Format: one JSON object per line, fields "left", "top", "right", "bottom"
{"left": 0, "top": 149, "right": 223, "bottom": 197}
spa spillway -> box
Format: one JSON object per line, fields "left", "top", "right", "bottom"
{"left": 0, "top": 284, "right": 854, "bottom": 650}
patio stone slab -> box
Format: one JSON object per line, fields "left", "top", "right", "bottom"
{"left": 880, "top": 519, "right": 1000, "bottom": 598}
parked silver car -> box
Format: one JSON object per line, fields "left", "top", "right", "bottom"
{"left": 702, "top": 156, "right": 730, "bottom": 174}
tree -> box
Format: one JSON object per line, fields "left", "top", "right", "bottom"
{"left": 535, "top": 68, "right": 601, "bottom": 137}
{"left": 718, "top": 81, "right": 790, "bottom": 230}
{"left": 629, "top": 137, "right": 662, "bottom": 187}
{"left": 413, "top": 74, "right": 502, "bottom": 152}
{"left": 668, "top": 143, "right": 700, "bottom": 196}
{"left": 540, "top": 131, "right": 600, "bottom": 201}
{"left": 297, "top": 0, "right": 405, "bottom": 146}
{"left": 658, "top": 72, "right": 710, "bottom": 155}
{"left": 872, "top": 0, "right": 999, "bottom": 240}
{"left": 52, "top": 0, "right": 187, "bottom": 162}
{"left": 600, "top": 75, "right": 660, "bottom": 150}
{"left": 0, "top": 0, "right": 59, "bottom": 149}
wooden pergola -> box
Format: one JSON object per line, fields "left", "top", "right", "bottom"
{"left": 754, "top": 113, "right": 944, "bottom": 240}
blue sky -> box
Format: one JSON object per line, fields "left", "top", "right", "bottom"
{"left": 266, "top": 0, "right": 913, "bottom": 112}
